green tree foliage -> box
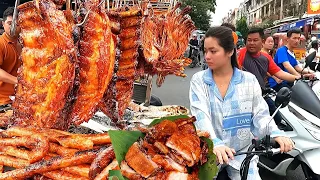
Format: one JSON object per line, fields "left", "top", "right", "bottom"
{"left": 181, "top": 0, "right": 217, "bottom": 31}
{"left": 236, "top": 17, "right": 249, "bottom": 39}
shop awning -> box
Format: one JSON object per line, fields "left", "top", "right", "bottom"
{"left": 279, "top": 17, "right": 314, "bottom": 32}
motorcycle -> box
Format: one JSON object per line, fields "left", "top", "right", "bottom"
{"left": 258, "top": 51, "right": 320, "bottom": 179}
{"left": 188, "top": 44, "right": 201, "bottom": 68}
{"left": 216, "top": 52, "right": 320, "bottom": 180}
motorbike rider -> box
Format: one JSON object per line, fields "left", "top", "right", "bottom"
{"left": 190, "top": 26, "right": 294, "bottom": 180}
{"left": 188, "top": 34, "right": 199, "bottom": 58}
{"left": 237, "top": 27, "right": 301, "bottom": 125}
{"left": 268, "top": 29, "right": 315, "bottom": 92}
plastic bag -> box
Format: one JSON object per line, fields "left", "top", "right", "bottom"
{"left": 246, "top": 155, "right": 262, "bottom": 180}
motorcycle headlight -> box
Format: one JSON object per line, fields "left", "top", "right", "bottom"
{"left": 300, "top": 120, "right": 320, "bottom": 141}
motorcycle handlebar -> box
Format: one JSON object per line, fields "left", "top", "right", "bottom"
{"left": 270, "top": 138, "right": 280, "bottom": 148}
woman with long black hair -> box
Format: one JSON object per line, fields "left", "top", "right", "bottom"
{"left": 189, "top": 26, "right": 294, "bottom": 179}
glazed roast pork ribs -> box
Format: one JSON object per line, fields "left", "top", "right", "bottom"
{"left": 69, "top": 0, "right": 116, "bottom": 126}
{"left": 13, "top": 0, "right": 77, "bottom": 130}
{"left": 122, "top": 117, "right": 206, "bottom": 180}
{"left": 99, "top": 6, "right": 142, "bottom": 125}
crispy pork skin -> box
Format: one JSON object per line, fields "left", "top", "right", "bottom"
{"left": 125, "top": 142, "right": 158, "bottom": 178}
{"left": 165, "top": 133, "right": 201, "bottom": 167}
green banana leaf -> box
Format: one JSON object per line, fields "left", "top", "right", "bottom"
{"left": 199, "top": 137, "right": 218, "bottom": 180}
{"left": 108, "top": 170, "right": 126, "bottom": 180}
{"left": 109, "top": 115, "right": 218, "bottom": 180}
{"left": 108, "top": 130, "right": 145, "bottom": 165}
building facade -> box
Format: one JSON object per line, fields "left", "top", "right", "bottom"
{"left": 230, "top": 0, "right": 307, "bottom": 26}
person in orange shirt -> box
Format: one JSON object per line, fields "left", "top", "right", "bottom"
{"left": 0, "top": 7, "right": 22, "bottom": 110}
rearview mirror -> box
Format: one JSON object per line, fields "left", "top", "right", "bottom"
{"left": 304, "top": 51, "right": 316, "bottom": 69}
{"left": 275, "top": 87, "right": 291, "bottom": 108}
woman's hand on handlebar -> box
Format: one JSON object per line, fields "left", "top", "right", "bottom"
{"left": 213, "top": 146, "right": 235, "bottom": 164}
{"left": 274, "top": 136, "right": 294, "bottom": 153}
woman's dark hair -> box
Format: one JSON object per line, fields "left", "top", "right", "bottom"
{"left": 205, "top": 26, "right": 239, "bottom": 68}
{"left": 311, "top": 40, "right": 318, "bottom": 49}
{"left": 221, "top": 23, "right": 236, "bottom": 31}
{"left": 263, "top": 34, "right": 273, "bottom": 41}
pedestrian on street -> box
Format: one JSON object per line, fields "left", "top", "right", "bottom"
{"left": 0, "top": 7, "right": 22, "bottom": 111}
{"left": 308, "top": 40, "right": 320, "bottom": 72}
{"left": 188, "top": 34, "right": 199, "bottom": 58}
{"left": 189, "top": 26, "right": 293, "bottom": 180}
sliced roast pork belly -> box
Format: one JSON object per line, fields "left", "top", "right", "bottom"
{"left": 120, "top": 161, "right": 143, "bottom": 180}
{"left": 125, "top": 142, "right": 158, "bottom": 178}
{"left": 151, "top": 155, "right": 187, "bottom": 173}
{"left": 165, "top": 133, "right": 201, "bottom": 167}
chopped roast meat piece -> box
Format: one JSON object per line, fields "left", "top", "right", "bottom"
{"left": 154, "top": 141, "right": 169, "bottom": 154}
{"left": 151, "top": 120, "right": 178, "bottom": 142}
{"left": 166, "top": 133, "right": 201, "bottom": 167}
{"left": 152, "top": 155, "right": 187, "bottom": 173}
{"left": 120, "top": 161, "right": 143, "bottom": 180}
{"left": 125, "top": 142, "right": 158, "bottom": 178}
{"left": 142, "top": 140, "right": 158, "bottom": 157}
{"left": 168, "top": 151, "right": 186, "bottom": 166}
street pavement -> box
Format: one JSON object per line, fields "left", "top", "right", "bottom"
{"left": 151, "top": 57, "right": 303, "bottom": 180}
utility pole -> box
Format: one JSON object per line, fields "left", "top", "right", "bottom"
{"left": 280, "top": 0, "right": 284, "bottom": 19}
{"left": 299, "top": 0, "right": 302, "bottom": 19}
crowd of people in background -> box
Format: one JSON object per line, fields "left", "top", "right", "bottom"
{"left": 189, "top": 22, "right": 317, "bottom": 126}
